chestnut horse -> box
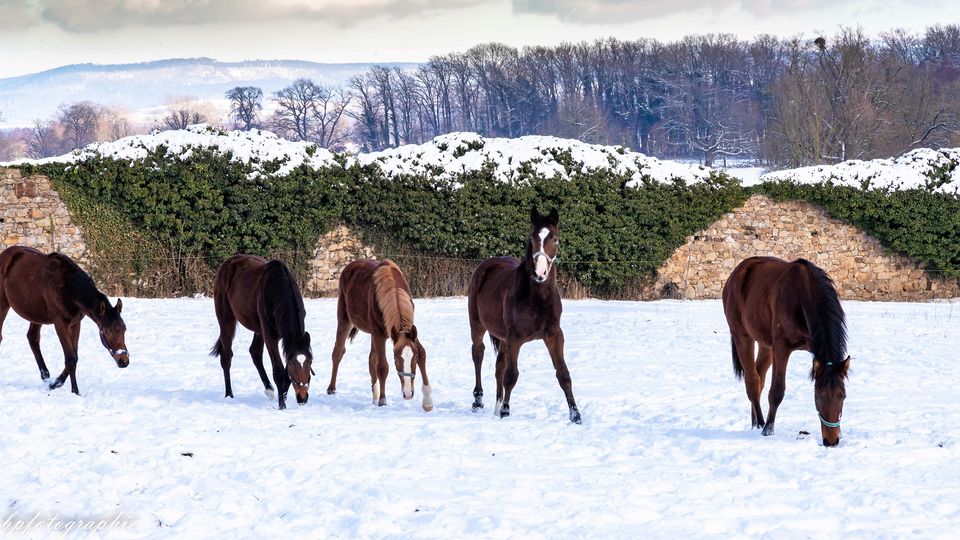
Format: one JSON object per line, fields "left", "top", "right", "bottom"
{"left": 722, "top": 256, "right": 850, "bottom": 447}
{"left": 210, "top": 255, "right": 313, "bottom": 409}
{"left": 327, "top": 259, "right": 432, "bottom": 411}
{"left": 0, "top": 246, "right": 129, "bottom": 395}
{"left": 468, "top": 207, "right": 581, "bottom": 424}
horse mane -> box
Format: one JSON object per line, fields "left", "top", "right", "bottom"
{"left": 261, "top": 260, "right": 307, "bottom": 357}
{"left": 56, "top": 254, "right": 109, "bottom": 317}
{"left": 373, "top": 260, "right": 414, "bottom": 336}
{"left": 796, "top": 259, "right": 848, "bottom": 387}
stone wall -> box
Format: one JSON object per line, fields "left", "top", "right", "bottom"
{"left": 648, "top": 194, "right": 960, "bottom": 301}
{"left": 1, "top": 168, "right": 86, "bottom": 260}
{"left": 304, "top": 224, "right": 376, "bottom": 296}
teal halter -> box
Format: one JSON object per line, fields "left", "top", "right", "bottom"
{"left": 819, "top": 414, "right": 841, "bottom": 428}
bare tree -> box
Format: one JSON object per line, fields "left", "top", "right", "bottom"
{"left": 271, "top": 79, "right": 321, "bottom": 141}
{"left": 26, "top": 120, "right": 62, "bottom": 158}
{"left": 58, "top": 101, "right": 100, "bottom": 151}
{"left": 312, "top": 86, "right": 352, "bottom": 149}
{"left": 226, "top": 86, "right": 263, "bottom": 130}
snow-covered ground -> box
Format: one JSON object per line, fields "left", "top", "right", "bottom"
{"left": 2, "top": 297, "right": 958, "bottom": 538}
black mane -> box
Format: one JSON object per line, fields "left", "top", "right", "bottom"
{"left": 260, "top": 260, "right": 307, "bottom": 359}
{"left": 797, "top": 259, "right": 848, "bottom": 387}
{"left": 57, "top": 254, "right": 110, "bottom": 319}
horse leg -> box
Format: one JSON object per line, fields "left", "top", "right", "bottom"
{"left": 470, "top": 320, "right": 486, "bottom": 411}
{"left": 756, "top": 346, "right": 773, "bottom": 395}
{"left": 0, "top": 295, "right": 8, "bottom": 349}
{"left": 264, "top": 335, "right": 289, "bottom": 410}
{"left": 416, "top": 343, "right": 433, "bottom": 412}
{"left": 249, "top": 334, "right": 273, "bottom": 400}
{"left": 497, "top": 341, "right": 522, "bottom": 419}
{"left": 27, "top": 323, "right": 51, "bottom": 381}
{"left": 49, "top": 319, "right": 80, "bottom": 395}
{"left": 213, "top": 302, "right": 237, "bottom": 399}
{"left": 493, "top": 342, "right": 506, "bottom": 416}
{"left": 376, "top": 336, "right": 389, "bottom": 407}
{"left": 733, "top": 334, "right": 764, "bottom": 429}
{"left": 544, "top": 328, "right": 581, "bottom": 424}
{"left": 327, "top": 315, "right": 352, "bottom": 395}
{"left": 762, "top": 345, "right": 791, "bottom": 437}
{"left": 368, "top": 334, "right": 387, "bottom": 406}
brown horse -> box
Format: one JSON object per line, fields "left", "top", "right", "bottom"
{"left": 468, "top": 207, "right": 581, "bottom": 424}
{"left": 722, "top": 256, "right": 850, "bottom": 447}
{"left": 0, "top": 246, "right": 129, "bottom": 395}
{"left": 327, "top": 259, "right": 432, "bottom": 411}
{"left": 210, "top": 255, "right": 313, "bottom": 409}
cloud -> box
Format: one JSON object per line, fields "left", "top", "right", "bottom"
{"left": 510, "top": 0, "right": 897, "bottom": 24}
{"left": 0, "top": 0, "right": 41, "bottom": 29}
{"left": 28, "top": 0, "right": 488, "bottom": 33}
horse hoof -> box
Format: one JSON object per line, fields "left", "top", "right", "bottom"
{"left": 40, "top": 371, "right": 50, "bottom": 381}
{"left": 326, "top": 388, "right": 336, "bottom": 395}
{"left": 570, "top": 409, "right": 582, "bottom": 424}
{"left": 422, "top": 403, "right": 434, "bottom": 412}
{"left": 264, "top": 388, "right": 275, "bottom": 400}
{"left": 472, "top": 402, "right": 484, "bottom": 412}
{"left": 225, "top": 392, "right": 234, "bottom": 399}
{"left": 762, "top": 426, "right": 774, "bottom": 436}
{"left": 499, "top": 406, "right": 510, "bottom": 419}
{"left": 378, "top": 398, "right": 387, "bottom": 407}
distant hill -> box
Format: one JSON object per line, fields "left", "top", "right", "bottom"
{"left": 0, "top": 58, "right": 416, "bottom": 128}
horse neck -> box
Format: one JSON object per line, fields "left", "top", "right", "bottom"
{"left": 514, "top": 258, "right": 557, "bottom": 303}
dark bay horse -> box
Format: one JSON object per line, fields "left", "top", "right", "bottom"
{"left": 468, "top": 207, "right": 581, "bottom": 424}
{"left": 0, "top": 246, "right": 129, "bottom": 395}
{"left": 327, "top": 259, "right": 432, "bottom": 411}
{"left": 722, "top": 256, "right": 850, "bottom": 447}
{"left": 210, "top": 255, "right": 313, "bottom": 409}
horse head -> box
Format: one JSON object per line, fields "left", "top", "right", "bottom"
{"left": 97, "top": 298, "right": 129, "bottom": 368}
{"left": 526, "top": 207, "right": 560, "bottom": 284}
{"left": 390, "top": 326, "right": 426, "bottom": 403}
{"left": 812, "top": 355, "right": 850, "bottom": 447}
{"left": 285, "top": 331, "right": 313, "bottom": 405}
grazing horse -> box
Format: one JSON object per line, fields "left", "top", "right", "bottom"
{"left": 468, "top": 207, "right": 581, "bottom": 424}
{"left": 722, "top": 256, "right": 850, "bottom": 447}
{"left": 0, "top": 246, "right": 129, "bottom": 395}
{"left": 210, "top": 255, "right": 313, "bottom": 409}
{"left": 327, "top": 259, "right": 432, "bottom": 411}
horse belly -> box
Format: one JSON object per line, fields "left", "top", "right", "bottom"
{"left": 3, "top": 278, "right": 56, "bottom": 324}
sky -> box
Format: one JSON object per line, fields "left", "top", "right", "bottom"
{"left": 0, "top": 0, "right": 957, "bottom": 79}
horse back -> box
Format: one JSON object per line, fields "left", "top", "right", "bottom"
{"left": 723, "top": 256, "right": 814, "bottom": 348}
{"left": 0, "top": 246, "right": 79, "bottom": 323}
{"left": 213, "top": 254, "right": 269, "bottom": 332}
{"left": 468, "top": 256, "right": 522, "bottom": 339}
{"left": 338, "top": 259, "right": 389, "bottom": 335}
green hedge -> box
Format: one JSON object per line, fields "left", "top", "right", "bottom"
{"left": 21, "top": 151, "right": 960, "bottom": 296}
{"left": 21, "top": 153, "right": 746, "bottom": 295}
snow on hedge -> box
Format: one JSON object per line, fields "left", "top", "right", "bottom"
{"left": 760, "top": 147, "right": 960, "bottom": 194}
{"left": 356, "top": 132, "right": 712, "bottom": 186}
{"left": 15, "top": 124, "right": 342, "bottom": 177}
{"left": 5, "top": 127, "right": 712, "bottom": 186}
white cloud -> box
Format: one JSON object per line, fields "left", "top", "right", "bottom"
{"left": 32, "top": 0, "right": 488, "bottom": 33}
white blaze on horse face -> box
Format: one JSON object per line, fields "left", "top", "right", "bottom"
{"left": 296, "top": 354, "right": 306, "bottom": 369}
{"left": 534, "top": 227, "right": 550, "bottom": 279}
{"left": 401, "top": 346, "right": 414, "bottom": 399}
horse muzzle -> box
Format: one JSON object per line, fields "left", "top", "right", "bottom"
{"left": 112, "top": 351, "right": 130, "bottom": 368}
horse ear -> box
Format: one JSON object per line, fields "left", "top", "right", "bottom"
{"left": 98, "top": 301, "right": 108, "bottom": 317}
{"left": 530, "top": 206, "right": 540, "bottom": 224}
{"left": 811, "top": 358, "right": 822, "bottom": 379}
{"left": 115, "top": 298, "right": 123, "bottom": 313}
{"left": 548, "top": 208, "right": 559, "bottom": 227}
{"left": 303, "top": 331, "right": 311, "bottom": 346}
{"left": 409, "top": 325, "right": 418, "bottom": 341}
{"left": 841, "top": 355, "right": 851, "bottom": 377}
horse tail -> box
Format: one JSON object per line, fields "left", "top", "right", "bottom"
{"left": 796, "top": 259, "right": 847, "bottom": 380}
{"left": 210, "top": 339, "right": 223, "bottom": 358}
{"left": 490, "top": 335, "right": 502, "bottom": 356}
{"left": 348, "top": 327, "right": 358, "bottom": 343}
{"left": 730, "top": 335, "right": 743, "bottom": 381}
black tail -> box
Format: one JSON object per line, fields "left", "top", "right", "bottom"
{"left": 210, "top": 339, "right": 223, "bottom": 358}
{"left": 348, "top": 328, "right": 358, "bottom": 343}
{"left": 490, "top": 335, "right": 502, "bottom": 356}
{"left": 731, "top": 336, "right": 743, "bottom": 380}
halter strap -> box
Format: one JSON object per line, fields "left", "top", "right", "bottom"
{"left": 397, "top": 371, "right": 416, "bottom": 379}
{"left": 532, "top": 250, "right": 557, "bottom": 277}
{"left": 819, "top": 414, "right": 841, "bottom": 428}
{"left": 99, "top": 330, "right": 127, "bottom": 356}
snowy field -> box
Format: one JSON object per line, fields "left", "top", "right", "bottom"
{"left": 2, "top": 297, "right": 959, "bottom": 538}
